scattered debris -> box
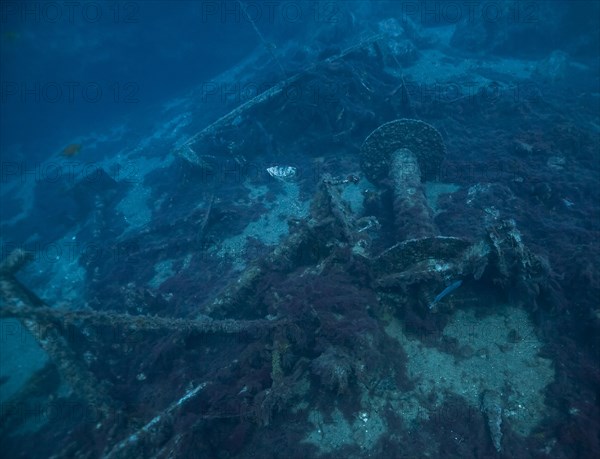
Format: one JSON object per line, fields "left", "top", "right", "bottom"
{"left": 482, "top": 390, "right": 504, "bottom": 453}
{"left": 266, "top": 165, "right": 297, "bottom": 181}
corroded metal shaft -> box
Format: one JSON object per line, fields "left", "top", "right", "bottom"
{"left": 360, "top": 119, "right": 445, "bottom": 241}
{"left": 390, "top": 148, "right": 436, "bottom": 239}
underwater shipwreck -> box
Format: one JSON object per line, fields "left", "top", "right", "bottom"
{"left": 1, "top": 10, "right": 599, "bottom": 459}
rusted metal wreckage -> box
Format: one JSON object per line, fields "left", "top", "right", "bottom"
{"left": 0, "top": 37, "right": 552, "bottom": 458}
